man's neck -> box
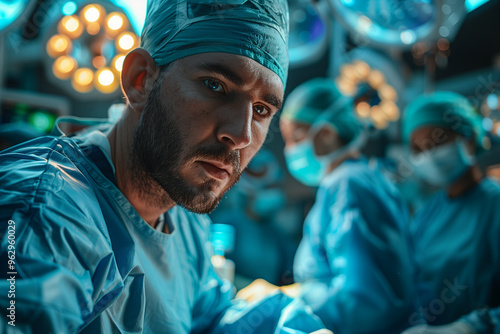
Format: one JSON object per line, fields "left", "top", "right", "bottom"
{"left": 447, "top": 165, "right": 482, "bottom": 198}
{"left": 107, "top": 107, "right": 176, "bottom": 228}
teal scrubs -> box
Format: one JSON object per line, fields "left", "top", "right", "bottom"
{"left": 0, "top": 129, "right": 325, "bottom": 333}
{"left": 294, "top": 158, "right": 415, "bottom": 333}
{"left": 409, "top": 179, "right": 500, "bottom": 329}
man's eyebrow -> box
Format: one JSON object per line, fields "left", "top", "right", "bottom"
{"left": 197, "top": 62, "right": 283, "bottom": 110}
{"left": 263, "top": 94, "right": 283, "bottom": 110}
{"left": 197, "top": 62, "right": 244, "bottom": 86}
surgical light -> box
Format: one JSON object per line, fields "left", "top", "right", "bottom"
{"left": 112, "top": 55, "right": 126, "bottom": 72}
{"left": 95, "top": 68, "right": 119, "bottom": 93}
{"left": 116, "top": 32, "right": 137, "bottom": 52}
{"left": 367, "top": 70, "right": 385, "bottom": 90}
{"left": 82, "top": 4, "right": 103, "bottom": 23}
{"left": 58, "top": 15, "right": 83, "bottom": 39}
{"left": 72, "top": 68, "right": 94, "bottom": 93}
{"left": 107, "top": 12, "right": 124, "bottom": 30}
{"left": 46, "top": 34, "right": 72, "bottom": 58}
{"left": 92, "top": 56, "right": 107, "bottom": 69}
{"left": 86, "top": 22, "right": 100, "bottom": 35}
{"left": 287, "top": 0, "right": 328, "bottom": 68}
{"left": 336, "top": 48, "right": 405, "bottom": 130}
{"left": 355, "top": 101, "right": 370, "bottom": 118}
{"left": 324, "top": 0, "right": 466, "bottom": 49}
{"left": 44, "top": 2, "right": 139, "bottom": 98}
{"left": 378, "top": 84, "right": 397, "bottom": 101}
{"left": 53, "top": 56, "right": 77, "bottom": 79}
{"left": 98, "top": 69, "right": 114, "bottom": 86}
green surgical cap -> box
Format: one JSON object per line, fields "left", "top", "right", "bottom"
{"left": 141, "top": 0, "right": 289, "bottom": 87}
{"left": 281, "top": 78, "right": 362, "bottom": 143}
{"left": 402, "top": 91, "right": 484, "bottom": 148}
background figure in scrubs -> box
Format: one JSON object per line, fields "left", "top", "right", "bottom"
{"left": 281, "top": 78, "right": 414, "bottom": 333}
{"left": 401, "top": 92, "right": 500, "bottom": 334}
{"left": 0, "top": 1, "right": 331, "bottom": 333}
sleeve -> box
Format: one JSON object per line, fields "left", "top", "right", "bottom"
{"left": 0, "top": 148, "right": 123, "bottom": 333}
{"left": 296, "top": 175, "right": 415, "bottom": 333}
{"left": 189, "top": 216, "right": 327, "bottom": 334}
{"left": 459, "top": 307, "right": 499, "bottom": 334}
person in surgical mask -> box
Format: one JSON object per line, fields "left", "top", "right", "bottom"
{"left": 401, "top": 91, "right": 500, "bottom": 334}
{"left": 239, "top": 78, "right": 415, "bottom": 333}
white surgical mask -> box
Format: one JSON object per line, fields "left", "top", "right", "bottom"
{"left": 410, "top": 139, "right": 475, "bottom": 187}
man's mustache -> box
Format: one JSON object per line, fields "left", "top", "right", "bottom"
{"left": 189, "top": 145, "right": 241, "bottom": 173}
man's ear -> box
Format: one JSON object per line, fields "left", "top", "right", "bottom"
{"left": 121, "top": 48, "right": 159, "bottom": 112}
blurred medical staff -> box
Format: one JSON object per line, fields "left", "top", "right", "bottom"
{"left": 401, "top": 92, "right": 500, "bottom": 334}
{"left": 280, "top": 78, "right": 415, "bottom": 333}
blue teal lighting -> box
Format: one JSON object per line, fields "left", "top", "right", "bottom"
{"left": 0, "top": 0, "right": 28, "bottom": 32}
{"left": 110, "top": 0, "right": 147, "bottom": 34}
{"left": 341, "top": 0, "right": 355, "bottom": 6}
{"left": 487, "top": 94, "right": 498, "bottom": 110}
{"left": 466, "top": 0, "right": 489, "bottom": 12}
{"left": 62, "top": 1, "right": 77, "bottom": 16}
{"left": 482, "top": 118, "right": 493, "bottom": 132}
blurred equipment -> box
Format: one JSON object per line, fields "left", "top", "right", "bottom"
{"left": 0, "top": 0, "right": 37, "bottom": 33}
{"left": 322, "top": 0, "right": 466, "bottom": 49}
{"left": 288, "top": 0, "right": 329, "bottom": 68}
{"left": 43, "top": 1, "right": 139, "bottom": 98}
{"left": 210, "top": 224, "right": 236, "bottom": 284}
{"left": 0, "top": 89, "right": 69, "bottom": 149}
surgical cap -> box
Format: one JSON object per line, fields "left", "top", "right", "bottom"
{"left": 141, "top": 0, "right": 289, "bottom": 86}
{"left": 402, "top": 91, "right": 484, "bottom": 147}
{"left": 281, "top": 78, "right": 362, "bottom": 143}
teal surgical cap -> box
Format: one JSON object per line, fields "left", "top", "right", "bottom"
{"left": 403, "top": 91, "right": 484, "bottom": 148}
{"left": 141, "top": 0, "right": 289, "bottom": 86}
{"left": 281, "top": 78, "right": 362, "bottom": 143}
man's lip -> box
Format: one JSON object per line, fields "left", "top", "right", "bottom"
{"left": 197, "top": 160, "right": 232, "bottom": 180}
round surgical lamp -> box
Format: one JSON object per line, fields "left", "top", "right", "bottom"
{"left": 288, "top": 0, "right": 329, "bottom": 68}
{"left": 43, "top": 1, "right": 139, "bottom": 100}
{"left": 335, "top": 48, "right": 405, "bottom": 130}
{"left": 0, "top": 0, "right": 37, "bottom": 33}
{"left": 322, "top": 0, "right": 466, "bottom": 49}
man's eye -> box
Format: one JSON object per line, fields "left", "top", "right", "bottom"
{"left": 254, "top": 105, "right": 270, "bottom": 117}
{"left": 203, "top": 79, "right": 224, "bottom": 92}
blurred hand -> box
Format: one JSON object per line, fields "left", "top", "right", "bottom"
{"left": 402, "top": 321, "right": 475, "bottom": 334}
{"left": 236, "top": 279, "right": 279, "bottom": 303}
{"left": 236, "top": 279, "right": 302, "bottom": 302}
{"left": 310, "top": 330, "right": 333, "bottom": 334}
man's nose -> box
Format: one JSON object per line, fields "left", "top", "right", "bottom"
{"left": 217, "top": 100, "right": 253, "bottom": 150}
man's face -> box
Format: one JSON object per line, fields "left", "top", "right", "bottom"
{"left": 132, "top": 52, "right": 284, "bottom": 214}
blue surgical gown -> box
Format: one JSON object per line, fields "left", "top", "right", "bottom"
{"left": 409, "top": 178, "right": 500, "bottom": 329}
{"left": 0, "top": 129, "right": 326, "bottom": 333}
{"left": 294, "top": 158, "right": 415, "bottom": 334}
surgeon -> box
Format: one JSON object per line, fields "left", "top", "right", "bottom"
{"left": 239, "top": 78, "right": 414, "bottom": 332}
{"left": 0, "top": 1, "right": 331, "bottom": 333}
{"left": 401, "top": 92, "right": 500, "bottom": 333}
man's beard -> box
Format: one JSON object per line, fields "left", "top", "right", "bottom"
{"left": 130, "top": 70, "right": 242, "bottom": 214}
